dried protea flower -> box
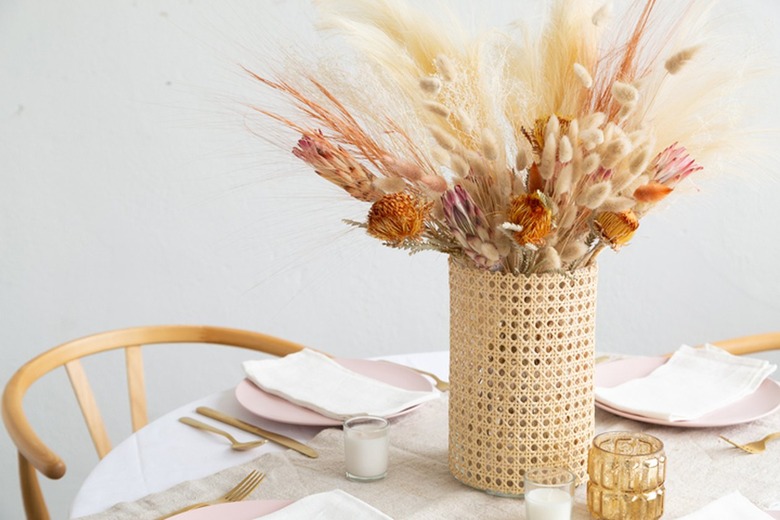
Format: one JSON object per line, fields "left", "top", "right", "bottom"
{"left": 594, "top": 210, "right": 639, "bottom": 250}
{"left": 442, "top": 185, "right": 503, "bottom": 269}
{"left": 293, "top": 130, "right": 383, "bottom": 202}
{"left": 650, "top": 143, "right": 703, "bottom": 187}
{"left": 366, "top": 192, "right": 431, "bottom": 244}
{"left": 506, "top": 192, "right": 553, "bottom": 246}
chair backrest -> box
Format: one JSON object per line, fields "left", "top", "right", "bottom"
{"left": 711, "top": 332, "right": 780, "bottom": 357}
{"left": 1, "top": 325, "right": 306, "bottom": 520}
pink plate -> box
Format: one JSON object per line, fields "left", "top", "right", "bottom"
{"left": 595, "top": 356, "right": 780, "bottom": 428}
{"left": 169, "top": 500, "right": 293, "bottom": 519}
{"left": 235, "top": 359, "right": 434, "bottom": 426}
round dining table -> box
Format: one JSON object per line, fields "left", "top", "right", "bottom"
{"left": 70, "top": 350, "right": 780, "bottom": 519}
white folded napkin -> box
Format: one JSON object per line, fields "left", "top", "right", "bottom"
{"left": 243, "top": 349, "right": 438, "bottom": 420}
{"left": 595, "top": 344, "right": 777, "bottom": 421}
{"left": 678, "top": 491, "right": 775, "bottom": 519}
{"left": 256, "top": 489, "right": 393, "bottom": 519}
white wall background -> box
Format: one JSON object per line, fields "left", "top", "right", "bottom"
{"left": 2, "top": 1, "right": 779, "bottom": 518}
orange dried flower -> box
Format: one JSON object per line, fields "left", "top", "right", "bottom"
{"left": 634, "top": 181, "right": 673, "bottom": 203}
{"left": 507, "top": 192, "right": 552, "bottom": 246}
{"left": 367, "top": 192, "right": 431, "bottom": 244}
{"left": 595, "top": 210, "right": 639, "bottom": 249}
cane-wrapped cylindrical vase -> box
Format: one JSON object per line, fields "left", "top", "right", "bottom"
{"left": 448, "top": 259, "right": 598, "bottom": 496}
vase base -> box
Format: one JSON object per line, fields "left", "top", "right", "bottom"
{"left": 450, "top": 469, "right": 524, "bottom": 499}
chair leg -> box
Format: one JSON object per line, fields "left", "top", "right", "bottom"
{"left": 19, "top": 453, "right": 49, "bottom": 520}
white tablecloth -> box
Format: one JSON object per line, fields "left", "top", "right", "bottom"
{"left": 69, "top": 351, "right": 447, "bottom": 518}
{"left": 70, "top": 351, "right": 780, "bottom": 519}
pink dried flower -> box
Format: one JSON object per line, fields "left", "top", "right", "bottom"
{"left": 650, "top": 143, "right": 703, "bottom": 187}
{"left": 293, "top": 130, "right": 383, "bottom": 202}
{"left": 442, "top": 185, "right": 502, "bottom": 270}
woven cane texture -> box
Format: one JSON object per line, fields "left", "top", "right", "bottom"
{"left": 448, "top": 260, "right": 598, "bottom": 496}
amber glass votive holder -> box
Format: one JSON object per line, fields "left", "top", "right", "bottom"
{"left": 587, "top": 431, "right": 666, "bottom": 520}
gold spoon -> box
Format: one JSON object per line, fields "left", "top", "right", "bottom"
{"left": 179, "top": 417, "right": 267, "bottom": 451}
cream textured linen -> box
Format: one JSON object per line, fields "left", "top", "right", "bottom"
{"left": 77, "top": 395, "right": 780, "bottom": 520}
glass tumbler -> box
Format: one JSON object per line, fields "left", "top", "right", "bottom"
{"left": 587, "top": 431, "right": 666, "bottom": 520}
{"left": 524, "top": 467, "right": 575, "bottom": 520}
{"left": 343, "top": 416, "right": 389, "bottom": 482}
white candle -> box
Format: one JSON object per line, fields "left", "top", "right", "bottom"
{"left": 525, "top": 488, "right": 573, "bottom": 520}
{"left": 344, "top": 416, "right": 389, "bottom": 481}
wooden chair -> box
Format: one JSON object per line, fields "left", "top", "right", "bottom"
{"left": 1, "top": 325, "right": 306, "bottom": 520}
{"left": 711, "top": 332, "right": 780, "bottom": 357}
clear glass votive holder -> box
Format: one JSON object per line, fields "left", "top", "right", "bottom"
{"left": 343, "top": 416, "right": 389, "bottom": 482}
{"left": 587, "top": 431, "right": 666, "bottom": 520}
{"left": 524, "top": 467, "right": 575, "bottom": 520}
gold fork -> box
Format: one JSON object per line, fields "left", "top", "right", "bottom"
{"left": 719, "top": 432, "right": 780, "bottom": 454}
{"left": 157, "top": 470, "right": 265, "bottom": 519}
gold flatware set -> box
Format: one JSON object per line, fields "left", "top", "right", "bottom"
{"left": 178, "top": 417, "right": 267, "bottom": 451}
{"left": 157, "top": 470, "right": 265, "bottom": 519}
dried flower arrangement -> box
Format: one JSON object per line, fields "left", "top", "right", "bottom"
{"left": 246, "top": 0, "right": 750, "bottom": 274}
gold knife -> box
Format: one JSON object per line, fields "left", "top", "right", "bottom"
{"left": 196, "top": 407, "right": 319, "bottom": 459}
